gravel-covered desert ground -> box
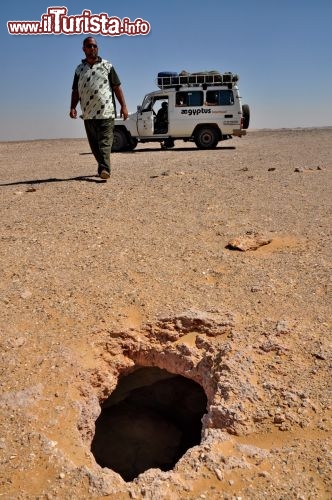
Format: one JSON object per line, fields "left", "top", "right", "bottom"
{"left": 0, "top": 128, "right": 331, "bottom": 499}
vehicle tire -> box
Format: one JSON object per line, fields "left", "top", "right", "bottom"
{"left": 112, "top": 128, "right": 127, "bottom": 152}
{"left": 242, "top": 104, "right": 250, "bottom": 129}
{"left": 163, "top": 138, "right": 175, "bottom": 149}
{"left": 194, "top": 127, "right": 219, "bottom": 149}
{"left": 125, "top": 137, "right": 138, "bottom": 151}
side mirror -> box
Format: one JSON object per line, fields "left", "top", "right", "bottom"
{"left": 137, "top": 105, "right": 142, "bottom": 113}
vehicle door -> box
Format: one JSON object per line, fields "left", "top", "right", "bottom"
{"left": 137, "top": 96, "right": 154, "bottom": 137}
{"left": 137, "top": 96, "right": 169, "bottom": 137}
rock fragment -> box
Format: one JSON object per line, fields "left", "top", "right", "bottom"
{"left": 226, "top": 233, "right": 272, "bottom": 251}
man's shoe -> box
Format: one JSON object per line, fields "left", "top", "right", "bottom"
{"left": 100, "top": 170, "right": 110, "bottom": 180}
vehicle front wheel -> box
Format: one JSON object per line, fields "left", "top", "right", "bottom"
{"left": 125, "top": 137, "right": 138, "bottom": 151}
{"left": 194, "top": 127, "right": 219, "bottom": 149}
{"left": 112, "top": 128, "right": 127, "bottom": 152}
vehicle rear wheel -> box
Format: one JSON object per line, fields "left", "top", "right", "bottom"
{"left": 194, "top": 127, "right": 218, "bottom": 149}
{"left": 242, "top": 104, "right": 250, "bottom": 129}
{"left": 112, "top": 128, "right": 127, "bottom": 152}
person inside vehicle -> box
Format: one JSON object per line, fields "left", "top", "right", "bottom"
{"left": 205, "top": 91, "right": 219, "bottom": 106}
{"left": 154, "top": 101, "right": 168, "bottom": 134}
{"left": 176, "top": 93, "right": 186, "bottom": 106}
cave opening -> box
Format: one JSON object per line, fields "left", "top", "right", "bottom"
{"left": 91, "top": 366, "right": 208, "bottom": 482}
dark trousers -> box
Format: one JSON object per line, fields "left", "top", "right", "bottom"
{"left": 84, "top": 118, "right": 114, "bottom": 174}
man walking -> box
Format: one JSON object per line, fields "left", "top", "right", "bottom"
{"left": 70, "top": 37, "right": 128, "bottom": 180}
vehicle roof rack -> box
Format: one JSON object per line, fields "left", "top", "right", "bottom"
{"left": 156, "top": 71, "right": 239, "bottom": 89}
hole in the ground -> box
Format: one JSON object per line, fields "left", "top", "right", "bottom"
{"left": 91, "top": 366, "right": 208, "bottom": 482}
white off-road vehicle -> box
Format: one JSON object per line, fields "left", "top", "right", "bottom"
{"left": 112, "top": 70, "right": 250, "bottom": 151}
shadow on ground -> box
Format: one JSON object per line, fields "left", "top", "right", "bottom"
{"left": 0, "top": 175, "right": 107, "bottom": 187}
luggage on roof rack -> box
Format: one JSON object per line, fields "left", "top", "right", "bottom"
{"left": 157, "top": 72, "right": 179, "bottom": 89}
{"left": 156, "top": 70, "right": 239, "bottom": 89}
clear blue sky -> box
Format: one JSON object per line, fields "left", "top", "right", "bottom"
{"left": 1, "top": 0, "right": 331, "bottom": 141}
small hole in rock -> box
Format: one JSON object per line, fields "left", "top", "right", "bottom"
{"left": 91, "top": 366, "right": 207, "bottom": 482}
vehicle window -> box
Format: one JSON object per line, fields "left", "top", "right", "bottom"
{"left": 141, "top": 96, "right": 153, "bottom": 111}
{"left": 176, "top": 91, "right": 203, "bottom": 107}
{"left": 153, "top": 99, "right": 168, "bottom": 114}
{"left": 186, "top": 91, "right": 203, "bottom": 106}
{"left": 206, "top": 90, "right": 234, "bottom": 106}
{"left": 176, "top": 92, "right": 187, "bottom": 106}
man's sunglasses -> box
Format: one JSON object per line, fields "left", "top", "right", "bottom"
{"left": 85, "top": 43, "right": 97, "bottom": 49}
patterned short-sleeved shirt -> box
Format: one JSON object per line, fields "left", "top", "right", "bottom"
{"left": 73, "top": 57, "right": 121, "bottom": 120}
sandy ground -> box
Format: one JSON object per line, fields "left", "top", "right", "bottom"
{"left": 0, "top": 128, "right": 331, "bottom": 499}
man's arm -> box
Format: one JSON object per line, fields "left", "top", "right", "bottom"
{"left": 69, "top": 74, "right": 79, "bottom": 119}
{"left": 70, "top": 89, "right": 79, "bottom": 119}
{"left": 113, "top": 85, "right": 128, "bottom": 120}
